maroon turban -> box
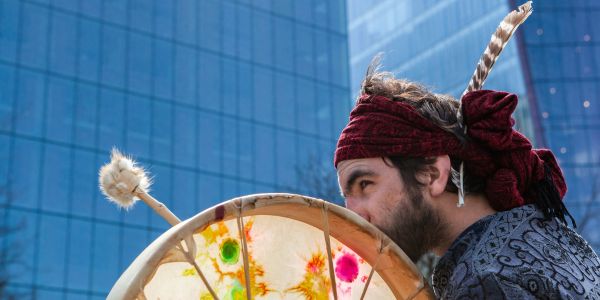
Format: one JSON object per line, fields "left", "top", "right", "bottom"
{"left": 334, "top": 90, "right": 570, "bottom": 221}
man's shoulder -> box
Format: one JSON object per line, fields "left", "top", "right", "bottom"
{"left": 472, "top": 205, "right": 600, "bottom": 298}
{"left": 434, "top": 205, "right": 600, "bottom": 298}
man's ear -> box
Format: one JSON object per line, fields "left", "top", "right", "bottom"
{"left": 428, "top": 155, "right": 451, "bottom": 197}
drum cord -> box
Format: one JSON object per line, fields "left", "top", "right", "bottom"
{"left": 359, "top": 241, "right": 385, "bottom": 300}
{"left": 236, "top": 199, "right": 253, "bottom": 300}
{"left": 177, "top": 243, "right": 219, "bottom": 299}
{"left": 321, "top": 204, "right": 339, "bottom": 300}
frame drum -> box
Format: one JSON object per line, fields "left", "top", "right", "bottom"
{"left": 108, "top": 193, "right": 434, "bottom": 299}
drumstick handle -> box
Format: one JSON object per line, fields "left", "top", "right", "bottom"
{"left": 137, "top": 190, "right": 181, "bottom": 226}
{"left": 136, "top": 190, "right": 197, "bottom": 260}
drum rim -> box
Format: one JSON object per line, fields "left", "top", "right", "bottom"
{"left": 108, "top": 193, "right": 433, "bottom": 300}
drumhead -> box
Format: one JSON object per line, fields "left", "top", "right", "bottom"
{"left": 108, "top": 193, "right": 434, "bottom": 299}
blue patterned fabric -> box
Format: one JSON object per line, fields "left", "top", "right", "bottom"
{"left": 432, "top": 205, "right": 600, "bottom": 299}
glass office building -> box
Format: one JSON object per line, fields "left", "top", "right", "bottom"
{"left": 517, "top": 0, "right": 600, "bottom": 248}
{"left": 347, "top": 0, "right": 536, "bottom": 139}
{"left": 348, "top": 0, "right": 599, "bottom": 247}
{"left": 0, "top": 0, "right": 350, "bottom": 298}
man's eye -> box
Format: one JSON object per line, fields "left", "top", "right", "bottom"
{"left": 359, "top": 180, "right": 372, "bottom": 190}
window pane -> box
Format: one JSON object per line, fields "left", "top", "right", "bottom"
{"left": 172, "top": 168, "right": 196, "bottom": 218}
{"left": 20, "top": 3, "right": 49, "bottom": 69}
{"left": 275, "top": 74, "right": 295, "bottom": 130}
{"left": 154, "top": 0, "right": 173, "bottom": 39}
{"left": 98, "top": 88, "right": 125, "bottom": 152}
{"left": 153, "top": 39, "right": 174, "bottom": 100}
{"left": 126, "top": 95, "right": 151, "bottom": 159}
{"left": 46, "top": 77, "right": 75, "bottom": 144}
{"left": 15, "top": 69, "right": 45, "bottom": 137}
{"left": 173, "top": 106, "right": 196, "bottom": 167}
{"left": 197, "top": 173, "right": 221, "bottom": 209}
{"left": 175, "top": 0, "right": 196, "bottom": 44}
{"left": 80, "top": 0, "right": 101, "bottom": 18}
{"left": 37, "top": 215, "right": 68, "bottom": 287}
{"left": 197, "top": 1, "right": 221, "bottom": 52}
{"left": 174, "top": 45, "right": 196, "bottom": 105}
{"left": 236, "top": 6, "right": 251, "bottom": 60}
{"left": 49, "top": 11, "right": 77, "bottom": 76}
{"left": 222, "top": 118, "right": 238, "bottom": 177}
{"left": 254, "top": 124, "right": 274, "bottom": 184}
{"left": 91, "top": 223, "right": 120, "bottom": 292}
{"left": 222, "top": 2, "right": 236, "bottom": 57}
{"left": 6, "top": 210, "right": 37, "bottom": 285}
{"left": 276, "top": 129, "right": 297, "bottom": 188}
{"left": 41, "top": 143, "right": 71, "bottom": 213}
{"left": 296, "top": 78, "right": 316, "bottom": 135}
{"left": 101, "top": 26, "right": 126, "bottom": 88}
{"left": 103, "top": 0, "right": 127, "bottom": 26}
{"left": 198, "top": 111, "right": 221, "bottom": 173}
{"left": 0, "top": 0, "right": 20, "bottom": 62}
{"left": 73, "top": 83, "right": 98, "bottom": 148}
{"left": 295, "top": 24, "right": 315, "bottom": 78}
{"left": 237, "top": 62, "right": 252, "bottom": 118}
{"left": 0, "top": 64, "right": 16, "bottom": 131}
{"left": 253, "top": 67, "right": 274, "bottom": 124}
{"left": 10, "top": 139, "right": 41, "bottom": 208}
{"left": 151, "top": 101, "right": 173, "bottom": 163}
{"left": 128, "top": 32, "right": 152, "bottom": 95}
{"left": 121, "top": 226, "right": 149, "bottom": 276}
{"left": 252, "top": 11, "right": 272, "bottom": 66}
{"left": 197, "top": 53, "right": 221, "bottom": 111}
{"left": 130, "top": 0, "right": 152, "bottom": 33}
{"left": 222, "top": 177, "right": 239, "bottom": 200}
{"left": 222, "top": 58, "right": 237, "bottom": 114}
{"left": 37, "top": 290, "right": 63, "bottom": 300}
{"left": 71, "top": 149, "right": 95, "bottom": 218}
{"left": 66, "top": 219, "right": 92, "bottom": 290}
{"left": 315, "top": 84, "right": 332, "bottom": 139}
{"left": 0, "top": 135, "right": 10, "bottom": 204}
{"left": 78, "top": 19, "right": 101, "bottom": 82}
{"left": 274, "top": 18, "right": 294, "bottom": 72}
{"left": 238, "top": 120, "right": 253, "bottom": 180}
{"left": 53, "top": 0, "right": 77, "bottom": 12}
{"left": 314, "top": 30, "right": 329, "bottom": 83}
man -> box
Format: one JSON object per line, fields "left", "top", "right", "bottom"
{"left": 334, "top": 66, "right": 600, "bottom": 299}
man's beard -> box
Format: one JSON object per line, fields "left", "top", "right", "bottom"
{"left": 378, "top": 189, "right": 447, "bottom": 263}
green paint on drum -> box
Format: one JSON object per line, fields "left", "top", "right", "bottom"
{"left": 220, "top": 238, "right": 240, "bottom": 264}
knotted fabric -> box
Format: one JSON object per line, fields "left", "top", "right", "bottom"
{"left": 334, "top": 90, "right": 567, "bottom": 213}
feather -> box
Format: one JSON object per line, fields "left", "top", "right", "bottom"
{"left": 454, "top": 2, "right": 532, "bottom": 207}
{"left": 462, "top": 1, "right": 533, "bottom": 97}
{"left": 98, "top": 148, "right": 152, "bottom": 209}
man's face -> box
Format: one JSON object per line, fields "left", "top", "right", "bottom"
{"left": 337, "top": 157, "right": 445, "bottom": 262}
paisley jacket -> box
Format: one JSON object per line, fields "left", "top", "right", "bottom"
{"left": 432, "top": 205, "right": 600, "bottom": 299}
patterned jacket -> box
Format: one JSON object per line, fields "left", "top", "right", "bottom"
{"left": 432, "top": 205, "right": 600, "bottom": 299}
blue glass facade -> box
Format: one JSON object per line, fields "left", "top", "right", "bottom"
{"left": 348, "top": 0, "right": 599, "bottom": 247}
{"left": 517, "top": 0, "right": 600, "bottom": 248}
{"left": 347, "top": 0, "right": 536, "bottom": 140}
{"left": 0, "top": 0, "right": 350, "bottom": 298}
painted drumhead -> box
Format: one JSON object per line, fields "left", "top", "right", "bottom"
{"left": 108, "top": 194, "right": 433, "bottom": 300}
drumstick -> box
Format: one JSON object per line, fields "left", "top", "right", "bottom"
{"left": 98, "top": 149, "right": 198, "bottom": 261}
{"left": 98, "top": 149, "right": 218, "bottom": 298}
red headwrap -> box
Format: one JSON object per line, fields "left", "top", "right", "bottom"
{"left": 334, "top": 90, "right": 567, "bottom": 213}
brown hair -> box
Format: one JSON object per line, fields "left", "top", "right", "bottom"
{"left": 361, "top": 56, "right": 484, "bottom": 195}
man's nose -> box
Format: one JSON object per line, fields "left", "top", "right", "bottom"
{"left": 345, "top": 199, "right": 370, "bottom": 222}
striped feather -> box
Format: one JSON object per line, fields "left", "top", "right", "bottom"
{"left": 462, "top": 1, "right": 533, "bottom": 97}
{"left": 453, "top": 2, "right": 533, "bottom": 207}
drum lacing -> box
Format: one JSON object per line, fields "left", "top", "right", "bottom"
{"left": 235, "top": 198, "right": 253, "bottom": 300}
{"left": 321, "top": 204, "right": 338, "bottom": 300}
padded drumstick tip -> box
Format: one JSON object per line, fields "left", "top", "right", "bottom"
{"left": 99, "top": 148, "right": 152, "bottom": 210}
